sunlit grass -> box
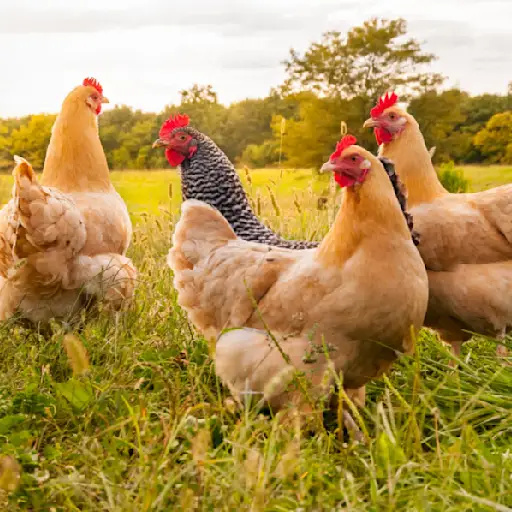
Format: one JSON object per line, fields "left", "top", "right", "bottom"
{"left": 0, "top": 166, "right": 510, "bottom": 509}
{"left": 1, "top": 165, "right": 509, "bottom": 217}
{"left": 460, "top": 165, "right": 512, "bottom": 191}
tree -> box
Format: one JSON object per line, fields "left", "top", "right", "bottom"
{"left": 282, "top": 18, "right": 443, "bottom": 101}
{"left": 241, "top": 140, "right": 280, "bottom": 168}
{"left": 222, "top": 93, "right": 304, "bottom": 162}
{"left": 273, "top": 95, "right": 346, "bottom": 169}
{"left": 99, "top": 106, "right": 163, "bottom": 169}
{"left": 8, "top": 115, "right": 56, "bottom": 170}
{"left": 273, "top": 18, "right": 444, "bottom": 167}
{"left": 408, "top": 89, "right": 469, "bottom": 162}
{"left": 462, "top": 94, "right": 512, "bottom": 135}
{"left": 1, "top": 71, "right": 510, "bottom": 172}
{"left": 166, "top": 84, "right": 228, "bottom": 154}
{"left": 180, "top": 84, "right": 218, "bottom": 104}
{"left": 473, "top": 111, "right": 512, "bottom": 164}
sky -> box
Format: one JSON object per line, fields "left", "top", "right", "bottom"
{"left": 0, "top": 0, "right": 511, "bottom": 117}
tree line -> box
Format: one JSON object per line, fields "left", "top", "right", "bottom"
{"left": 1, "top": 18, "right": 511, "bottom": 173}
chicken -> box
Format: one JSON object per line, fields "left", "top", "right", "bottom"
{"left": 152, "top": 114, "right": 318, "bottom": 249}
{"left": 364, "top": 92, "right": 512, "bottom": 360}
{"left": 0, "top": 78, "right": 136, "bottom": 322}
{"left": 168, "top": 135, "right": 428, "bottom": 416}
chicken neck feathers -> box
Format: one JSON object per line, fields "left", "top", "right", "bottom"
{"left": 178, "top": 129, "right": 318, "bottom": 250}
{"left": 41, "top": 88, "right": 112, "bottom": 193}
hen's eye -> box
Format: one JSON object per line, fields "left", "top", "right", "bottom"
{"left": 389, "top": 113, "right": 396, "bottom": 120}
{"left": 178, "top": 134, "right": 187, "bottom": 141}
{"left": 351, "top": 156, "right": 357, "bottom": 162}
{"left": 91, "top": 94, "right": 98, "bottom": 101}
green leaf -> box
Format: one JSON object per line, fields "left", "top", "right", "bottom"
{"left": 0, "top": 414, "right": 27, "bottom": 435}
{"left": 54, "top": 379, "right": 93, "bottom": 411}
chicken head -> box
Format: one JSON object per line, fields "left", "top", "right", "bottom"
{"left": 363, "top": 92, "right": 411, "bottom": 145}
{"left": 320, "top": 135, "right": 372, "bottom": 188}
{"left": 152, "top": 114, "right": 198, "bottom": 167}
{"left": 82, "top": 77, "right": 109, "bottom": 115}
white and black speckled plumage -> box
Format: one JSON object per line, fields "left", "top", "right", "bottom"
{"left": 175, "top": 127, "right": 319, "bottom": 250}
{"left": 171, "top": 126, "right": 418, "bottom": 249}
{"left": 378, "top": 157, "right": 420, "bottom": 246}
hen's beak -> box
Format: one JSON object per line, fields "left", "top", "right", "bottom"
{"left": 319, "top": 161, "right": 336, "bottom": 173}
{"left": 363, "top": 117, "right": 378, "bottom": 129}
{"left": 152, "top": 138, "right": 168, "bottom": 149}
{"left": 101, "top": 96, "right": 110, "bottom": 104}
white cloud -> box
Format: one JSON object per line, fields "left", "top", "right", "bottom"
{"left": 0, "top": 0, "right": 510, "bottom": 117}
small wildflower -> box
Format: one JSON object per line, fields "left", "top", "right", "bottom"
{"left": 192, "top": 429, "right": 210, "bottom": 466}
{"left": 276, "top": 439, "right": 300, "bottom": 480}
{"left": 244, "top": 166, "right": 253, "bottom": 186}
{"left": 0, "top": 455, "right": 21, "bottom": 494}
{"left": 276, "top": 410, "right": 301, "bottom": 479}
{"left": 293, "top": 194, "right": 302, "bottom": 214}
{"left": 245, "top": 450, "right": 263, "bottom": 489}
{"left": 267, "top": 186, "right": 281, "bottom": 216}
{"left": 62, "top": 335, "right": 90, "bottom": 376}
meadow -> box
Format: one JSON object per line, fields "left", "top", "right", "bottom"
{"left": 2, "top": 164, "right": 511, "bottom": 216}
{"left": 0, "top": 166, "right": 511, "bottom": 510}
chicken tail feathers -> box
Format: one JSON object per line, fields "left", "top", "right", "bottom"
{"left": 10, "top": 155, "right": 86, "bottom": 261}
{"left": 168, "top": 199, "right": 237, "bottom": 270}
{"left": 11, "top": 156, "right": 46, "bottom": 259}
{"left": 13, "top": 155, "right": 36, "bottom": 184}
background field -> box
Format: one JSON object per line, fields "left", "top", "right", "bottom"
{"left": 1, "top": 164, "right": 511, "bottom": 217}
{"left": 0, "top": 165, "right": 511, "bottom": 510}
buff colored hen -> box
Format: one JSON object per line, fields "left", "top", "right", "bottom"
{"left": 168, "top": 135, "right": 428, "bottom": 419}
{"left": 364, "top": 92, "right": 512, "bottom": 360}
{"left": 0, "top": 78, "right": 136, "bottom": 322}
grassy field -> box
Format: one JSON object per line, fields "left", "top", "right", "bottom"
{"left": 1, "top": 164, "right": 510, "bottom": 218}
{"left": 0, "top": 166, "right": 511, "bottom": 510}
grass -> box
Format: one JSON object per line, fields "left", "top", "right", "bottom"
{"left": 1, "top": 165, "right": 510, "bottom": 217}
{"left": 461, "top": 165, "right": 512, "bottom": 191}
{"left": 0, "top": 166, "right": 511, "bottom": 510}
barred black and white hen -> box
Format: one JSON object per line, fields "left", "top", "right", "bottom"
{"left": 153, "top": 114, "right": 318, "bottom": 250}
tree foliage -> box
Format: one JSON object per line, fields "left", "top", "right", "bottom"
{"left": 408, "top": 89, "right": 470, "bottom": 163}
{"left": 282, "top": 18, "right": 443, "bottom": 101}
{"left": 473, "top": 111, "right": 512, "bottom": 164}
{"left": 0, "top": 115, "right": 55, "bottom": 171}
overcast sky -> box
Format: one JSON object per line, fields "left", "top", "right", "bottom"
{"left": 0, "top": 0, "right": 510, "bottom": 117}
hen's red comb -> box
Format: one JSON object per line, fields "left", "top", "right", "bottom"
{"left": 370, "top": 92, "right": 398, "bottom": 118}
{"left": 83, "top": 77, "right": 103, "bottom": 95}
{"left": 159, "top": 114, "right": 190, "bottom": 138}
{"left": 330, "top": 134, "right": 357, "bottom": 160}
